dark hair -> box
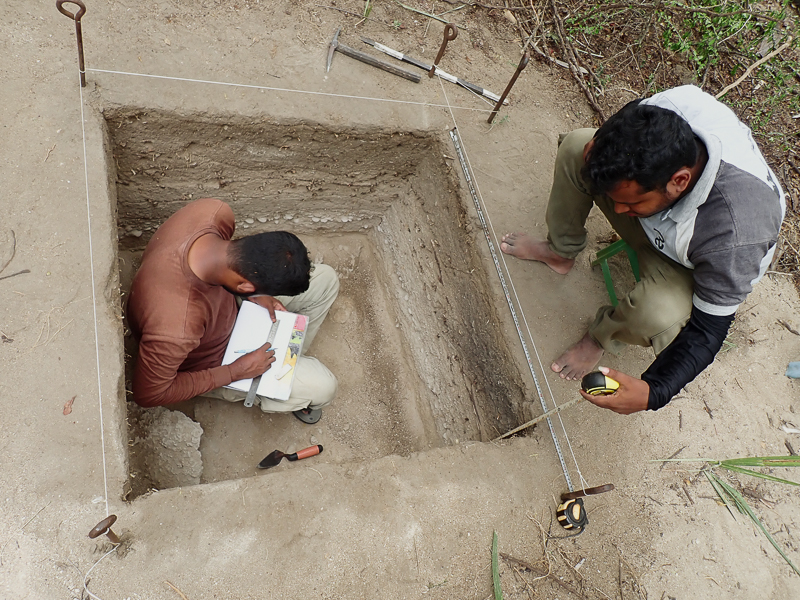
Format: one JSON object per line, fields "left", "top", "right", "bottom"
{"left": 582, "top": 100, "right": 698, "bottom": 196}
{"left": 228, "top": 231, "right": 311, "bottom": 296}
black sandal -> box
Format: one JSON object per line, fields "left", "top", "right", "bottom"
{"left": 293, "top": 408, "right": 321, "bottom": 424}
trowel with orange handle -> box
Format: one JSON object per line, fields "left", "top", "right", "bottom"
{"left": 258, "top": 444, "right": 323, "bottom": 469}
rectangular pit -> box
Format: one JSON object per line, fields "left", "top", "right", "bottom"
{"left": 108, "top": 109, "right": 527, "bottom": 497}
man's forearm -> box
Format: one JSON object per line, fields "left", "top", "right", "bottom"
{"left": 641, "top": 308, "right": 734, "bottom": 410}
{"left": 133, "top": 364, "right": 233, "bottom": 407}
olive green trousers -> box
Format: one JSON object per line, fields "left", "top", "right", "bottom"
{"left": 546, "top": 129, "right": 694, "bottom": 355}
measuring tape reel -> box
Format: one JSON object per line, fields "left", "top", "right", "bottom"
{"left": 556, "top": 497, "right": 588, "bottom": 532}
{"left": 581, "top": 371, "right": 620, "bottom": 396}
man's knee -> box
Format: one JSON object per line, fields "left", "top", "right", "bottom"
{"left": 310, "top": 370, "right": 338, "bottom": 409}
{"left": 627, "top": 290, "right": 691, "bottom": 351}
{"left": 556, "top": 129, "right": 596, "bottom": 162}
{"left": 311, "top": 263, "right": 340, "bottom": 300}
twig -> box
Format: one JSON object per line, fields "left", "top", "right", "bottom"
{"left": 312, "top": 4, "right": 394, "bottom": 28}
{"left": 660, "top": 445, "right": 686, "bottom": 470}
{"left": 439, "top": 0, "right": 527, "bottom": 9}
{"left": 510, "top": 566, "right": 537, "bottom": 600}
{"left": 549, "top": 0, "right": 606, "bottom": 120}
{"left": 716, "top": 37, "right": 793, "bottom": 99}
{"left": 570, "top": 3, "right": 781, "bottom": 24}
{"left": 702, "top": 398, "right": 714, "bottom": 419}
{"left": 306, "top": 467, "right": 323, "bottom": 478}
{"left": 0, "top": 502, "right": 51, "bottom": 565}
{"left": 0, "top": 230, "right": 17, "bottom": 275}
{"left": 0, "top": 269, "right": 29, "bottom": 283}
{"left": 165, "top": 581, "right": 189, "bottom": 600}
{"left": 493, "top": 395, "right": 584, "bottom": 440}
{"left": 615, "top": 546, "right": 648, "bottom": 600}
{"left": 777, "top": 319, "right": 800, "bottom": 336}
{"left": 44, "top": 143, "right": 56, "bottom": 162}
{"left": 394, "top": 1, "right": 467, "bottom": 29}
{"left": 500, "top": 552, "right": 547, "bottom": 577}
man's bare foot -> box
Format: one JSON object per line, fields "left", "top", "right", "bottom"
{"left": 500, "top": 233, "right": 575, "bottom": 275}
{"left": 551, "top": 333, "right": 604, "bottom": 380}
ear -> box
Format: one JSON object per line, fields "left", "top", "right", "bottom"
{"left": 667, "top": 167, "right": 693, "bottom": 198}
{"left": 235, "top": 279, "right": 256, "bottom": 294}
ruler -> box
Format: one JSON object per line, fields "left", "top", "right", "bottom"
{"left": 243, "top": 320, "right": 280, "bottom": 408}
{"left": 448, "top": 127, "right": 574, "bottom": 491}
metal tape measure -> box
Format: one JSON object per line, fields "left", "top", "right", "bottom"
{"left": 581, "top": 371, "right": 620, "bottom": 396}
{"left": 556, "top": 497, "right": 587, "bottom": 531}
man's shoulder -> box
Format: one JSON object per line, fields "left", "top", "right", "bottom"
{"left": 171, "top": 198, "right": 235, "bottom": 229}
{"left": 685, "top": 162, "right": 782, "bottom": 262}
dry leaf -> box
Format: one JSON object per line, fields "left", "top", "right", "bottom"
{"left": 63, "top": 395, "right": 76, "bottom": 416}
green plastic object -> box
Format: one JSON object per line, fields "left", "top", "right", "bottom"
{"left": 591, "top": 239, "right": 640, "bottom": 306}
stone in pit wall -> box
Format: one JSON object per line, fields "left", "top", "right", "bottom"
{"left": 135, "top": 406, "right": 203, "bottom": 488}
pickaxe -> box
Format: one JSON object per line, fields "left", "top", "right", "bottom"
{"left": 326, "top": 27, "right": 421, "bottom": 84}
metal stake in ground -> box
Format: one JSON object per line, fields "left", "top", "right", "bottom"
{"left": 89, "top": 515, "right": 121, "bottom": 544}
{"left": 429, "top": 23, "right": 458, "bottom": 78}
{"left": 487, "top": 51, "right": 529, "bottom": 124}
{"left": 326, "top": 27, "right": 421, "bottom": 84}
{"left": 56, "top": 0, "right": 87, "bottom": 87}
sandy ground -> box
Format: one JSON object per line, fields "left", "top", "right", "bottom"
{"left": 2, "top": 1, "right": 800, "bottom": 599}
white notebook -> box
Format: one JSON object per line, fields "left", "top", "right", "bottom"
{"left": 220, "top": 301, "right": 307, "bottom": 401}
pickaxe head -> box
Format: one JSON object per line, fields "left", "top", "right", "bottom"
{"left": 326, "top": 27, "right": 341, "bottom": 72}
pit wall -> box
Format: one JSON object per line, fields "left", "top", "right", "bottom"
{"left": 105, "top": 107, "right": 526, "bottom": 446}
{"left": 374, "top": 148, "right": 527, "bottom": 442}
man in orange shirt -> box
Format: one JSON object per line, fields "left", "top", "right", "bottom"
{"left": 127, "top": 198, "right": 338, "bottom": 424}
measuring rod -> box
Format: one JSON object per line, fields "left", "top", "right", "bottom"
{"left": 448, "top": 128, "right": 574, "bottom": 492}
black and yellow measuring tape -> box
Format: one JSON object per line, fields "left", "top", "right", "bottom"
{"left": 556, "top": 497, "right": 588, "bottom": 531}
{"left": 580, "top": 370, "right": 620, "bottom": 396}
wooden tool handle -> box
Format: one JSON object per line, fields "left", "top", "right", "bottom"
{"left": 336, "top": 44, "right": 421, "bottom": 83}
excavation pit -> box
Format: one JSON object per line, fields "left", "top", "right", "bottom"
{"left": 108, "top": 109, "right": 527, "bottom": 498}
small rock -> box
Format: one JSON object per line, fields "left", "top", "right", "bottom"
{"left": 257, "top": 217, "right": 267, "bottom": 223}
{"left": 310, "top": 435, "right": 318, "bottom": 444}
{"left": 129, "top": 230, "right": 143, "bottom": 238}
{"left": 245, "top": 218, "right": 254, "bottom": 224}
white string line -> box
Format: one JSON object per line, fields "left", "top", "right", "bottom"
{"left": 83, "top": 545, "right": 118, "bottom": 600}
{"left": 464, "top": 146, "right": 590, "bottom": 490}
{"left": 79, "top": 73, "right": 111, "bottom": 517}
{"left": 436, "top": 77, "right": 589, "bottom": 490}
{"left": 86, "top": 68, "right": 496, "bottom": 113}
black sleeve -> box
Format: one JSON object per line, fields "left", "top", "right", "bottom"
{"left": 641, "top": 306, "right": 735, "bottom": 410}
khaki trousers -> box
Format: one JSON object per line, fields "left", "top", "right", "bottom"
{"left": 546, "top": 129, "right": 694, "bottom": 355}
{"left": 201, "top": 263, "right": 339, "bottom": 412}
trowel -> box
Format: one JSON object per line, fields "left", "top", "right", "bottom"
{"left": 258, "top": 444, "right": 323, "bottom": 469}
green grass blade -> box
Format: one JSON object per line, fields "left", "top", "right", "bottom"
{"left": 720, "top": 464, "right": 800, "bottom": 487}
{"left": 705, "top": 470, "right": 738, "bottom": 519}
{"left": 492, "top": 530, "right": 502, "bottom": 600}
{"left": 721, "top": 456, "right": 800, "bottom": 468}
{"left": 713, "top": 475, "right": 800, "bottom": 576}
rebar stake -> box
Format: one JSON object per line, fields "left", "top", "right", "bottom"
{"left": 429, "top": 23, "right": 457, "bottom": 78}
{"left": 487, "top": 51, "right": 529, "bottom": 124}
{"left": 56, "top": 0, "right": 87, "bottom": 87}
